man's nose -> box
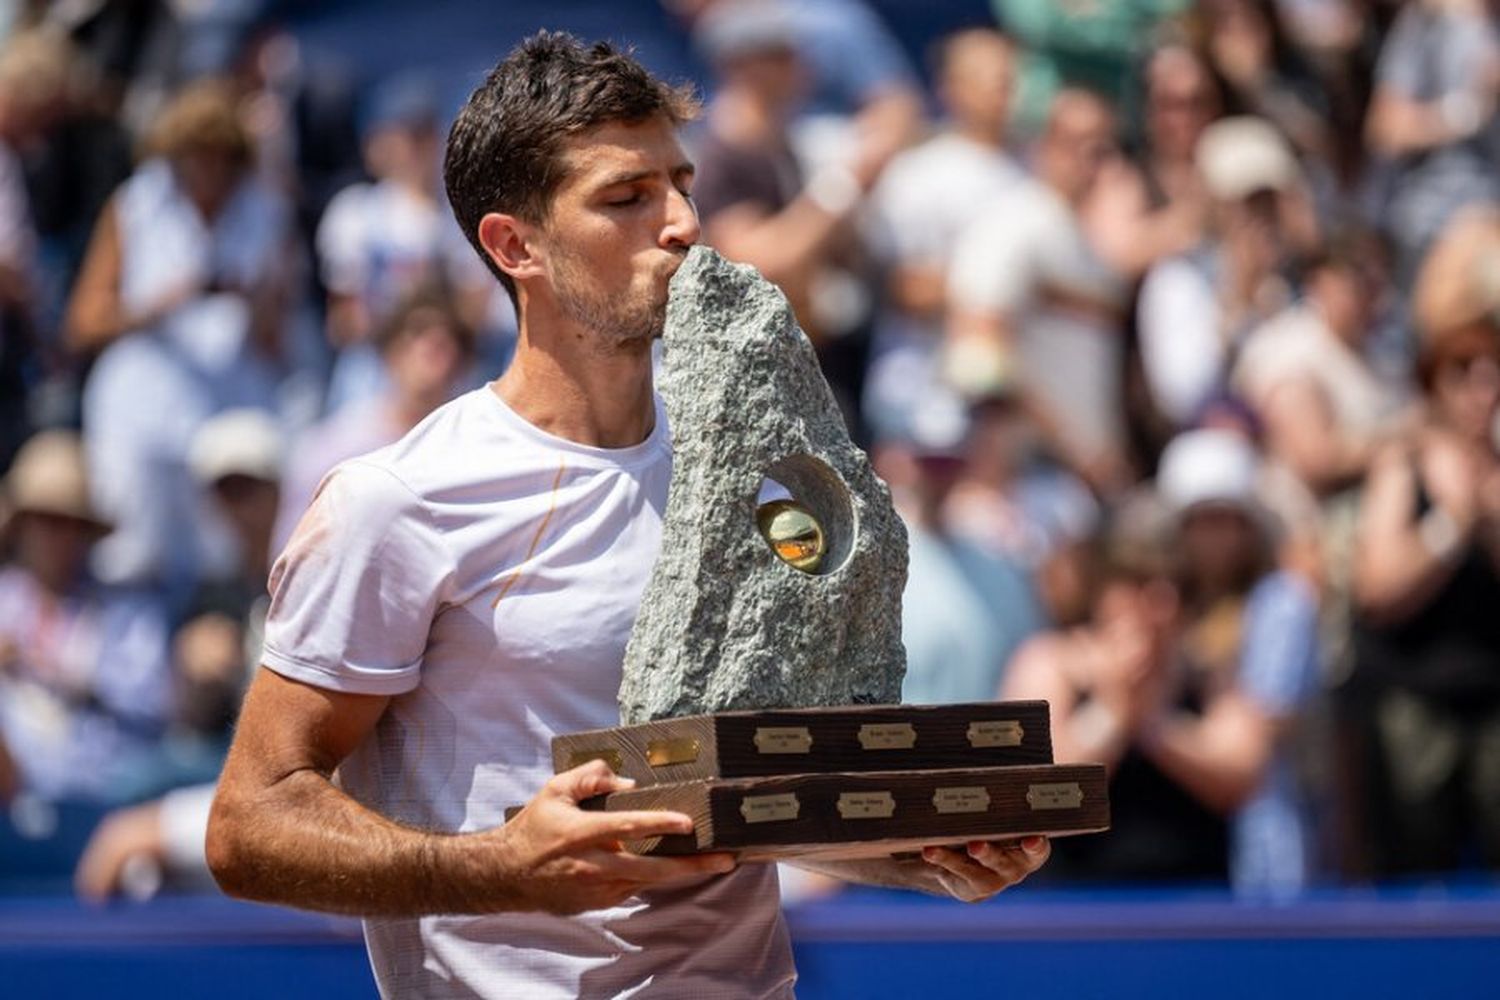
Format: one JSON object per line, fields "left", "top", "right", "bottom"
{"left": 661, "top": 188, "right": 700, "bottom": 249}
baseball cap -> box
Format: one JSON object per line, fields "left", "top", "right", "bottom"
{"left": 188, "top": 409, "right": 284, "bottom": 486}
{"left": 693, "top": 0, "right": 800, "bottom": 64}
{"left": 1156, "top": 428, "right": 1274, "bottom": 531}
{"left": 1196, "top": 116, "right": 1298, "bottom": 201}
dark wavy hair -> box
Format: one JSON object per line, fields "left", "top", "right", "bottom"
{"left": 443, "top": 31, "right": 699, "bottom": 307}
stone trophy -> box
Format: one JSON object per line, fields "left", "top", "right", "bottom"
{"left": 544, "top": 247, "right": 1108, "bottom": 860}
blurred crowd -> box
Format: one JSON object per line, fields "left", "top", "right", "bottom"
{"left": 2, "top": 0, "right": 1500, "bottom": 903}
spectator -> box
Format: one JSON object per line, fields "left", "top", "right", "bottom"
{"left": 689, "top": 0, "right": 901, "bottom": 423}
{"left": 947, "top": 88, "right": 1130, "bottom": 494}
{"left": 1348, "top": 207, "right": 1500, "bottom": 877}
{"left": 1233, "top": 236, "right": 1413, "bottom": 500}
{"left": 0, "top": 29, "right": 73, "bottom": 464}
{"left": 875, "top": 393, "right": 1042, "bottom": 705}
{"left": 864, "top": 27, "right": 1021, "bottom": 439}
{"left": 315, "top": 73, "right": 497, "bottom": 413}
{"left": 1006, "top": 429, "right": 1321, "bottom": 894}
{"left": 64, "top": 77, "right": 295, "bottom": 361}
{"left": 1365, "top": 0, "right": 1500, "bottom": 277}
{"left": 1082, "top": 44, "right": 1219, "bottom": 279}
{"left": 71, "top": 408, "right": 284, "bottom": 903}
{"left": 179, "top": 409, "right": 284, "bottom": 743}
{"left": 0, "top": 430, "right": 175, "bottom": 805}
{"left": 272, "top": 285, "right": 474, "bottom": 553}
{"left": 1137, "top": 115, "right": 1318, "bottom": 429}
{"left": 1196, "top": 0, "right": 1334, "bottom": 172}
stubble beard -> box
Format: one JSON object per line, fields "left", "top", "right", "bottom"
{"left": 551, "top": 248, "right": 671, "bottom": 355}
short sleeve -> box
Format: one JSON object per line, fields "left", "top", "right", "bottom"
{"left": 1239, "top": 572, "right": 1320, "bottom": 717}
{"left": 262, "top": 460, "right": 452, "bottom": 695}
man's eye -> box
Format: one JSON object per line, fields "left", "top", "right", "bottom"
{"left": 607, "top": 194, "right": 642, "bottom": 207}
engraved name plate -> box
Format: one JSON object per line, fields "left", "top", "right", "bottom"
{"left": 741, "top": 792, "right": 801, "bottom": 823}
{"left": 567, "top": 749, "right": 624, "bottom": 772}
{"left": 932, "top": 786, "right": 992, "bottom": 814}
{"left": 967, "top": 720, "right": 1024, "bottom": 748}
{"left": 858, "top": 722, "right": 917, "bottom": 750}
{"left": 1026, "top": 782, "right": 1084, "bottom": 810}
{"left": 753, "top": 726, "right": 814, "bottom": 754}
{"left": 836, "top": 791, "right": 897, "bottom": 820}
{"left": 646, "top": 737, "right": 701, "bottom": 767}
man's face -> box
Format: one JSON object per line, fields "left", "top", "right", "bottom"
{"left": 536, "top": 117, "right": 699, "bottom": 352}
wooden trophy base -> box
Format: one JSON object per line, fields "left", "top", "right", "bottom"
{"left": 552, "top": 701, "right": 1054, "bottom": 787}
{"left": 580, "top": 763, "right": 1109, "bottom": 861}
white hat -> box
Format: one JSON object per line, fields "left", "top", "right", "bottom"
{"left": 1196, "top": 116, "right": 1299, "bottom": 201}
{"left": 1156, "top": 428, "right": 1264, "bottom": 519}
{"left": 4, "top": 429, "right": 110, "bottom": 529}
{"left": 188, "top": 409, "right": 284, "bottom": 486}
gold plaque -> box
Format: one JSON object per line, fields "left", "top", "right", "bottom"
{"left": 741, "top": 792, "right": 801, "bottom": 824}
{"left": 1026, "top": 782, "right": 1084, "bottom": 811}
{"left": 967, "top": 719, "right": 1024, "bottom": 748}
{"left": 933, "top": 786, "right": 991, "bottom": 814}
{"left": 646, "top": 737, "right": 701, "bottom": 767}
{"left": 566, "top": 749, "right": 624, "bottom": 773}
{"left": 858, "top": 723, "right": 917, "bottom": 750}
{"left": 754, "top": 726, "right": 814, "bottom": 754}
{"left": 836, "top": 791, "right": 897, "bottom": 820}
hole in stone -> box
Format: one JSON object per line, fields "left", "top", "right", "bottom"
{"left": 754, "top": 454, "right": 856, "bottom": 576}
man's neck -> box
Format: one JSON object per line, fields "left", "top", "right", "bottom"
{"left": 492, "top": 315, "right": 656, "bottom": 449}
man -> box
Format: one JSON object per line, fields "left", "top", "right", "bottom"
{"left": 207, "top": 33, "right": 1047, "bottom": 999}
{"left": 864, "top": 27, "right": 1021, "bottom": 439}
{"left": 947, "top": 88, "right": 1130, "bottom": 495}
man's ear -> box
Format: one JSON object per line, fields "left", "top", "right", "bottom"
{"left": 477, "top": 212, "right": 544, "bottom": 284}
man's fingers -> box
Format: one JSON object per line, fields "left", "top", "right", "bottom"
{"left": 967, "top": 837, "right": 1050, "bottom": 880}
{"left": 570, "top": 807, "right": 696, "bottom": 846}
{"left": 591, "top": 849, "right": 737, "bottom": 885}
{"left": 548, "top": 759, "right": 637, "bottom": 801}
{"left": 922, "top": 839, "right": 1048, "bottom": 903}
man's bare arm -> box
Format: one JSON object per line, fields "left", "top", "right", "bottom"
{"left": 207, "top": 668, "right": 735, "bottom": 917}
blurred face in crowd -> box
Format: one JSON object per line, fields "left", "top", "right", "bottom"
{"left": 365, "top": 120, "right": 441, "bottom": 188}
{"left": 386, "top": 306, "right": 470, "bottom": 403}
{"left": 721, "top": 44, "right": 805, "bottom": 117}
{"left": 13, "top": 512, "right": 96, "bottom": 594}
{"left": 939, "top": 30, "right": 1014, "bottom": 141}
{"left": 1430, "top": 329, "right": 1500, "bottom": 440}
{"left": 211, "top": 474, "right": 279, "bottom": 557}
{"left": 1309, "top": 262, "right": 1373, "bottom": 348}
{"left": 174, "top": 145, "right": 244, "bottom": 218}
{"left": 531, "top": 116, "right": 699, "bottom": 350}
{"left": 1179, "top": 503, "right": 1264, "bottom": 599}
{"left": 1145, "top": 46, "right": 1219, "bottom": 163}
{"left": 1039, "top": 90, "right": 1116, "bottom": 203}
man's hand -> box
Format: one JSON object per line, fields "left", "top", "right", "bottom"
{"left": 493, "top": 760, "right": 737, "bottom": 916}
{"left": 920, "top": 836, "right": 1051, "bottom": 903}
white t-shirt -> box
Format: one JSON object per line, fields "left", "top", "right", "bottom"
{"left": 263, "top": 386, "right": 795, "bottom": 1000}
{"left": 947, "top": 177, "right": 1126, "bottom": 455}
{"left": 869, "top": 131, "right": 1019, "bottom": 272}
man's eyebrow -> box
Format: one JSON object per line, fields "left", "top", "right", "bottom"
{"left": 596, "top": 162, "right": 696, "bottom": 188}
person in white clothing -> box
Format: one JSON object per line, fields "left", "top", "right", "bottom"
{"left": 206, "top": 32, "right": 1050, "bottom": 1000}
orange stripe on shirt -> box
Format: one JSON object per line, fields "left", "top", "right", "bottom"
{"left": 490, "top": 459, "right": 568, "bottom": 609}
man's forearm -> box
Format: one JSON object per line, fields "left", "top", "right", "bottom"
{"left": 208, "top": 769, "right": 516, "bottom": 917}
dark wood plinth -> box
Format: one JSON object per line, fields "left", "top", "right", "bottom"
{"left": 581, "top": 763, "right": 1109, "bottom": 861}
{"left": 551, "top": 702, "right": 1053, "bottom": 786}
